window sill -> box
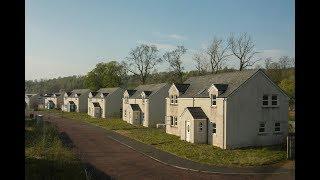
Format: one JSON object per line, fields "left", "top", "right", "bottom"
{"left": 170, "top": 125, "right": 178, "bottom": 128}
{"left": 211, "top": 105, "right": 217, "bottom": 108}
{"left": 262, "top": 106, "right": 279, "bottom": 108}
{"left": 170, "top": 104, "right": 178, "bottom": 106}
{"left": 258, "top": 132, "right": 270, "bottom": 136}
{"left": 273, "top": 132, "right": 283, "bottom": 135}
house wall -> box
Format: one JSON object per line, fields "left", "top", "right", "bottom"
{"left": 44, "top": 97, "right": 58, "bottom": 108}
{"left": 226, "top": 71, "right": 289, "bottom": 149}
{"left": 122, "top": 98, "right": 148, "bottom": 126}
{"left": 148, "top": 84, "right": 171, "bottom": 127}
{"left": 64, "top": 97, "right": 80, "bottom": 112}
{"left": 165, "top": 85, "right": 179, "bottom": 135}
{"left": 106, "top": 88, "right": 125, "bottom": 118}
{"left": 88, "top": 97, "right": 105, "bottom": 118}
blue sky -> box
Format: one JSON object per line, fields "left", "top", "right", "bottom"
{"left": 26, "top": 0, "right": 295, "bottom": 80}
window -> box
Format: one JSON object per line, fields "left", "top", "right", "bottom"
{"left": 170, "top": 95, "right": 174, "bottom": 104}
{"left": 174, "top": 117, "right": 178, "bottom": 126}
{"left": 199, "top": 122, "right": 203, "bottom": 132}
{"left": 259, "top": 122, "right": 266, "bottom": 133}
{"left": 170, "top": 116, "right": 174, "bottom": 126}
{"left": 124, "top": 110, "right": 127, "bottom": 117}
{"left": 174, "top": 95, "right": 178, "bottom": 104}
{"left": 275, "top": 122, "right": 280, "bottom": 132}
{"left": 211, "top": 94, "right": 216, "bottom": 106}
{"left": 212, "top": 123, "right": 216, "bottom": 134}
{"left": 262, "top": 95, "right": 269, "bottom": 106}
{"left": 271, "top": 95, "right": 278, "bottom": 106}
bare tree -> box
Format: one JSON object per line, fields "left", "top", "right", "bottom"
{"left": 193, "top": 52, "right": 207, "bottom": 75}
{"left": 162, "top": 46, "right": 187, "bottom": 83}
{"left": 264, "top": 57, "right": 273, "bottom": 69}
{"left": 279, "top": 56, "right": 295, "bottom": 69}
{"left": 207, "top": 37, "right": 230, "bottom": 74}
{"left": 122, "top": 44, "right": 162, "bottom": 84}
{"left": 228, "top": 33, "right": 259, "bottom": 71}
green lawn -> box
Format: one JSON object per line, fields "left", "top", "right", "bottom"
{"left": 25, "top": 118, "right": 86, "bottom": 180}
{"left": 43, "top": 110, "right": 287, "bottom": 167}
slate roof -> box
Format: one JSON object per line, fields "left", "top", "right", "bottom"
{"left": 92, "top": 102, "right": 100, "bottom": 107}
{"left": 187, "top": 107, "right": 208, "bottom": 119}
{"left": 126, "top": 90, "right": 137, "bottom": 97}
{"left": 180, "top": 69, "right": 259, "bottom": 98}
{"left": 65, "top": 92, "right": 72, "bottom": 97}
{"left": 129, "top": 83, "right": 168, "bottom": 99}
{"left": 130, "top": 104, "right": 141, "bottom": 111}
{"left": 94, "top": 87, "right": 120, "bottom": 98}
{"left": 175, "top": 84, "right": 190, "bottom": 94}
{"left": 54, "top": 93, "right": 61, "bottom": 97}
{"left": 90, "top": 92, "right": 98, "bottom": 97}
{"left": 69, "top": 89, "right": 90, "bottom": 98}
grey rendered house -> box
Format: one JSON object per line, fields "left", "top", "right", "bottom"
{"left": 88, "top": 87, "right": 125, "bottom": 118}
{"left": 122, "top": 83, "right": 171, "bottom": 127}
{"left": 25, "top": 94, "right": 38, "bottom": 110}
{"left": 165, "top": 69, "right": 289, "bottom": 149}
{"left": 63, "top": 89, "right": 90, "bottom": 113}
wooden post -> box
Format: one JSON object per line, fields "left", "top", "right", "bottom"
{"left": 287, "top": 133, "right": 295, "bottom": 160}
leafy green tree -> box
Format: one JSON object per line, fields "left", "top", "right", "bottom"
{"left": 84, "top": 61, "right": 125, "bottom": 91}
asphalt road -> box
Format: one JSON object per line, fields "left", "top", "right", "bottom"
{"left": 38, "top": 112, "right": 294, "bottom": 180}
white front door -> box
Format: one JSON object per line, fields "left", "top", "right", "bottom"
{"left": 186, "top": 121, "right": 191, "bottom": 142}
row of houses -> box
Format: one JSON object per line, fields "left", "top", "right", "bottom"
{"left": 25, "top": 69, "right": 289, "bottom": 149}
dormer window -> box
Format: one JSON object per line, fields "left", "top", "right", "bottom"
{"left": 211, "top": 94, "right": 216, "bottom": 106}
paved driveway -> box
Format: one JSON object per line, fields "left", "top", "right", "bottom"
{"left": 39, "top": 113, "right": 294, "bottom": 180}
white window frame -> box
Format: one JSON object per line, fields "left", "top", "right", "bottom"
{"left": 271, "top": 94, "right": 279, "bottom": 106}
{"left": 124, "top": 110, "right": 127, "bottom": 117}
{"left": 199, "top": 122, "right": 203, "bottom": 132}
{"left": 124, "top": 96, "right": 129, "bottom": 104}
{"left": 262, "top": 94, "right": 269, "bottom": 107}
{"left": 170, "top": 116, "right": 174, "bottom": 126}
{"left": 212, "top": 123, "right": 216, "bottom": 134}
{"left": 258, "top": 122, "right": 266, "bottom": 134}
{"left": 174, "top": 117, "right": 178, "bottom": 126}
{"left": 274, "top": 122, "right": 281, "bottom": 132}
{"left": 174, "top": 95, "right": 178, "bottom": 104}
{"left": 211, "top": 94, "right": 217, "bottom": 106}
{"left": 170, "top": 95, "right": 174, "bottom": 104}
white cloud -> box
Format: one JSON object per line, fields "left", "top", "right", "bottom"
{"left": 167, "top": 34, "right": 187, "bottom": 40}
{"left": 152, "top": 32, "right": 187, "bottom": 40}
{"left": 256, "top": 49, "right": 287, "bottom": 60}
{"left": 136, "top": 40, "right": 177, "bottom": 51}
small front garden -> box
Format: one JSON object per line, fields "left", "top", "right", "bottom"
{"left": 41, "top": 110, "right": 287, "bottom": 167}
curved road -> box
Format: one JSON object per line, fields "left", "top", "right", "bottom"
{"left": 40, "top": 113, "right": 294, "bottom": 180}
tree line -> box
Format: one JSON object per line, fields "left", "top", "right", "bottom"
{"left": 25, "top": 33, "right": 294, "bottom": 106}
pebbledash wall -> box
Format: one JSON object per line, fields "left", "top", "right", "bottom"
{"left": 166, "top": 70, "right": 289, "bottom": 149}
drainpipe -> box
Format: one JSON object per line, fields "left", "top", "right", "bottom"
{"left": 222, "top": 98, "right": 226, "bottom": 149}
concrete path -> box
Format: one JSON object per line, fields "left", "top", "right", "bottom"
{"left": 36, "top": 112, "right": 294, "bottom": 180}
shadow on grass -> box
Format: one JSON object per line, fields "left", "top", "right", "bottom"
{"left": 58, "top": 131, "right": 113, "bottom": 180}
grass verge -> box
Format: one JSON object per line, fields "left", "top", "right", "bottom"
{"left": 43, "top": 110, "right": 287, "bottom": 167}
{"left": 25, "top": 118, "right": 86, "bottom": 180}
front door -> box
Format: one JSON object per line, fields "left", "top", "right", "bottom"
{"left": 140, "top": 112, "right": 144, "bottom": 125}
{"left": 94, "top": 107, "right": 101, "bottom": 118}
{"left": 186, "top": 121, "right": 191, "bottom": 142}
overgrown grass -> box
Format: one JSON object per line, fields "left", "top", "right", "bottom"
{"left": 25, "top": 118, "right": 86, "bottom": 180}
{"left": 44, "top": 110, "right": 287, "bottom": 167}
